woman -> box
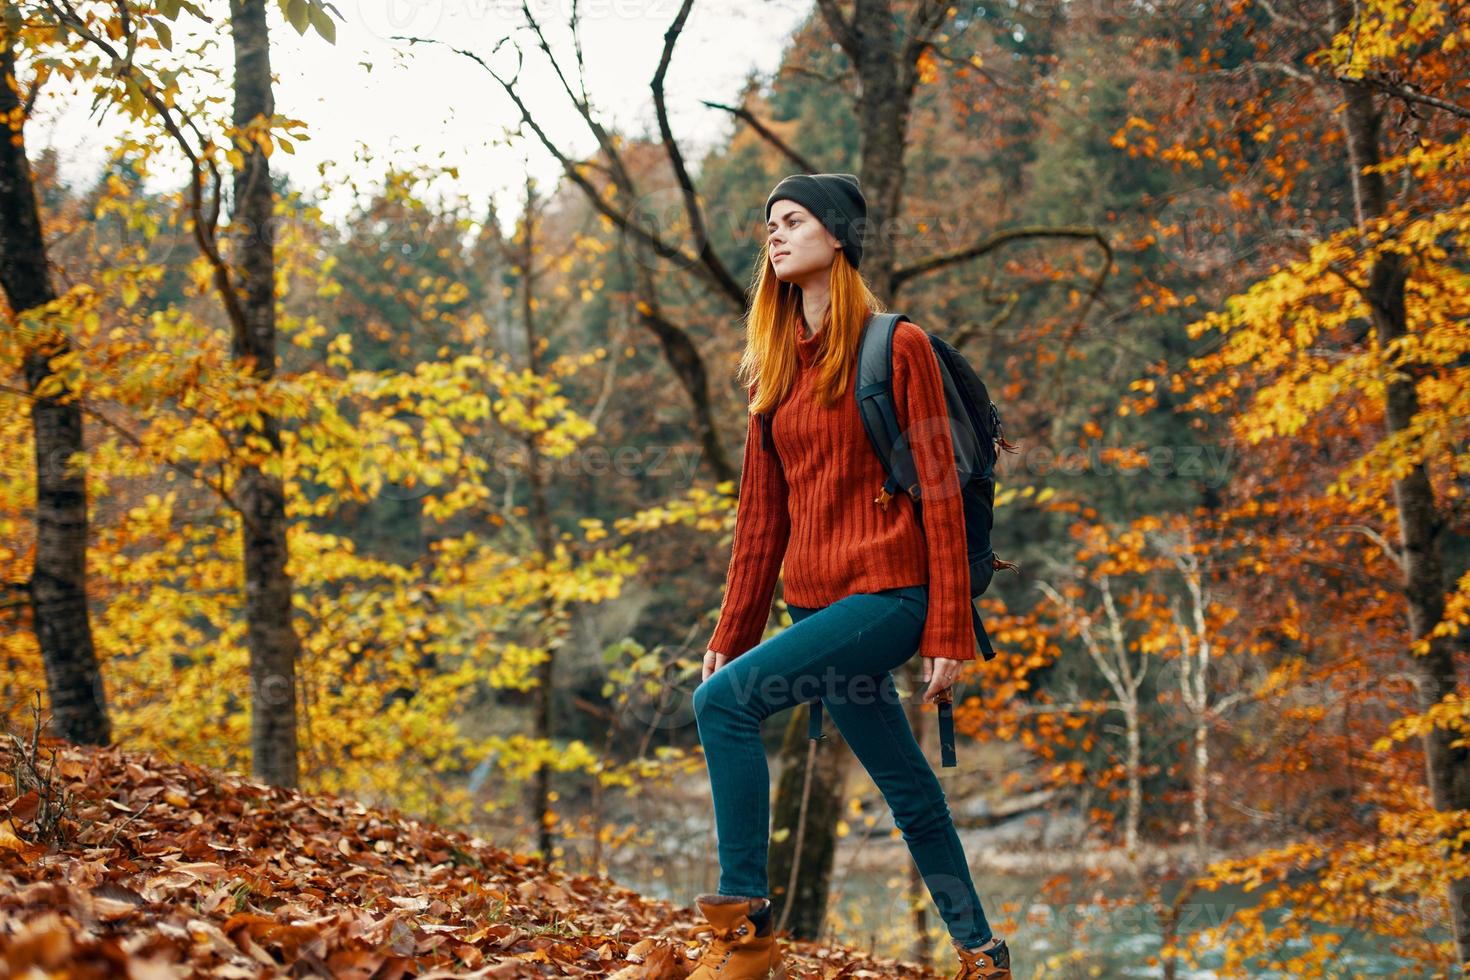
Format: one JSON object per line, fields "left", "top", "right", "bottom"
{"left": 685, "top": 173, "right": 1012, "bottom": 980}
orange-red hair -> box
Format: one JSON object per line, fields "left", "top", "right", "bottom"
{"left": 738, "top": 242, "right": 884, "bottom": 415}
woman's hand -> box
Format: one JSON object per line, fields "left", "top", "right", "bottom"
{"left": 702, "top": 648, "right": 730, "bottom": 683}
{"left": 920, "top": 655, "right": 966, "bottom": 703}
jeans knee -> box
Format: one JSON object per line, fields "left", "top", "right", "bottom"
{"left": 693, "top": 676, "right": 715, "bottom": 720}
{"left": 694, "top": 672, "right": 737, "bottom": 722}
{"left": 895, "top": 793, "right": 953, "bottom": 841}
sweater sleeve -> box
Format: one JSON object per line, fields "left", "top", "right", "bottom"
{"left": 892, "top": 321, "right": 975, "bottom": 661}
{"left": 706, "top": 392, "right": 791, "bottom": 658}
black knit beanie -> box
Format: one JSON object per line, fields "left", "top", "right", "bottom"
{"left": 765, "top": 172, "right": 867, "bottom": 270}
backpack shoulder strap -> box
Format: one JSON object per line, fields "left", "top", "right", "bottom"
{"left": 855, "top": 312, "right": 918, "bottom": 511}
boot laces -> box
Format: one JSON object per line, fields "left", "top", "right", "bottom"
{"left": 696, "top": 922, "right": 750, "bottom": 972}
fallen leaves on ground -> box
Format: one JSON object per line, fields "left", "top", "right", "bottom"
{"left": 0, "top": 737, "right": 945, "bottom": 978}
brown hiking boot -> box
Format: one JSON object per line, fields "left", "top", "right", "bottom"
{"left": 949, "top": 935, "right": 1012, "bottom": 979}
{"left": 686, "top": 894, "right": 787, "bottom": 979}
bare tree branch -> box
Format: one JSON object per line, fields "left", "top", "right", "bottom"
{"left": 649, "top": 0, "right": 747, "bottom": 305}
{"left": 894, "top": 225, "right": 1112, "bottom": 342}
{"left": 611, "top": 236, "right": 736, "bottom": 484}
{"left": 398, "top": 33, "right": 746, "bottom": 310}
{"left": 518, "top": 2, "right": 640, "bottom": 195}
{"left": 1335, "top": 73, "right": 1470, "bottom": 121}
{"left": 894, "top": 224, "right": 1110, "bottom": 289}
{"left": 1335, "top": 522, "right": 1407, "bottom": 574}
{"left": 701, "top": 99, "right": 821, "bottom": 174}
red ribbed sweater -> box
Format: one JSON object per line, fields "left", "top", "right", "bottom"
{"left": 707, "top": 318, "right": 974, "bottom": 662}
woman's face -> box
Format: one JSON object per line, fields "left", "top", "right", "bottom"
{"left": 766, "top": 199, "right": 841, "bottom": 283}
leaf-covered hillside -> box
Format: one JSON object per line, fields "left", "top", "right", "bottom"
{"left": 0, "top": 733, "right": 944, "bottom": 978}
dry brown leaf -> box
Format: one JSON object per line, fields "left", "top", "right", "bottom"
{"left": 0, "top": 818, "right": 36, "bottom": 857}
{"left": 3, "top": 790, "right": 39, "bottom": 823}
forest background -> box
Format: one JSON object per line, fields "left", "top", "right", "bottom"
{"left": 1, "top": 0, "right": 1467, "bottom": 975}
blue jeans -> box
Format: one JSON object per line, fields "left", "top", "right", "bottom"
{"left": 692, "top": 584, "right": 993, "bottom": 947}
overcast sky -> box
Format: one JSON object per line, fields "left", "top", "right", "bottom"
{"left": 30, "top": 0, "right": 812, "bottom": 233}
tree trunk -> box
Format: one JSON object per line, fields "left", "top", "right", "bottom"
{"left": 1124, "top": 699, "right": 1141, "bottom": 856}
{"left": 905, "top": 678, "right": 932, "bottom": 967}
{"left": 230, "top": 0, "right": 300, "bottom": 788}
{"left": 0, "top": 30, "right": 110, "bottom": 745}
{"left": 1339, "top": 79, "right": 1470, "bottom": 966}
{"left": 1193, "top": 714, "right": 1208, "bottom": 866}
{"left": 1156, "top": 878, "right": 1200, "bottom": 980}
{"left": 768, "top": 708, "right": 845, "bottom": 939}
{"left": 518, "top": 179, "right": 562, "bottom": 863}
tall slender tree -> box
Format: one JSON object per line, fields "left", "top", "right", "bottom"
{"left": 1336, "top": 72, "right": 1469, "bottom": 969}
{"left": 517, "top": 177, "right": 565, "bottom": 861}
{"left": 0, "top": 11, "right": 110, "bottom": 745}
{"left": 229, "top": 0, "right": 300, "bottom": 787}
